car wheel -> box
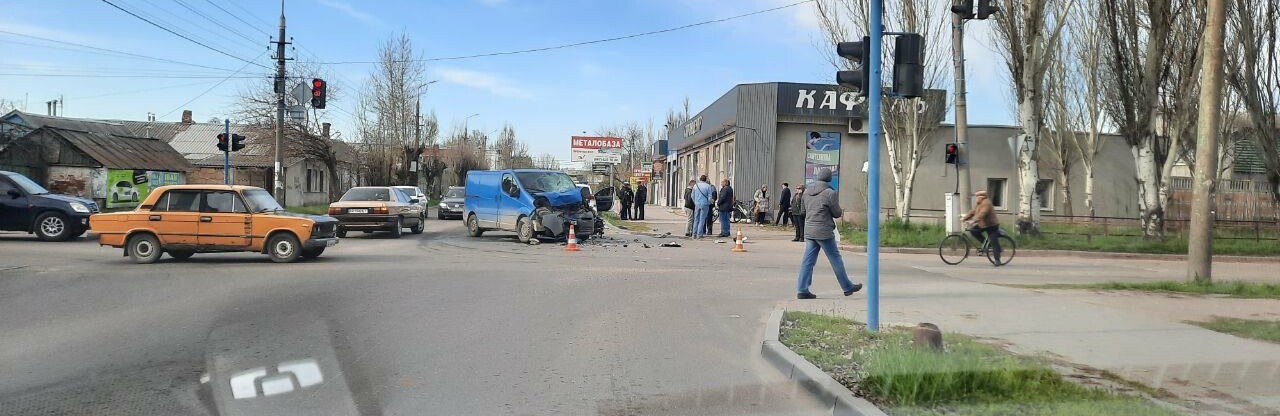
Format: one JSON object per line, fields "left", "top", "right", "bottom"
{"left": 336, "top": 228, "right": 347, "bottom": 238}
{"left": 168, "top": 250, "right": 195, "bottom": 261}
{"left": 516, "top": 216, "right": 534, "bottom": 243}
{"left": 411, "top": 215, "right": 424, "bottom": 234}
{"left": 267, "top": 232, "right": 302, "bottom": 263}
{"left": 127, "top": 233, "right": 162, "bottom": 264}
{"left": 389, "top": 217, "right": 403, "bottom": 238}
{"left": 467, "top": 214, "right": 484, "bottom": 237}
{"left": 437, "top": 211, "right": 445, "bottom": 220}
{"left": 301, "top": 247, "right": 325, "bottom": 259}
{"left": 34, "top": 212, "right": 72, "bottom": 241}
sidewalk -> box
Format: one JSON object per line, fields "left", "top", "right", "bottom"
{"left": 634, "top": 205, "right": 799, "bottom": 242}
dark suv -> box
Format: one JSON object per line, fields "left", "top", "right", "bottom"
{"left": 0, "top": 170, "right": 99, "bottom": 241}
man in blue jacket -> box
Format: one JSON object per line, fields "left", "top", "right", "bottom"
{"left": 690, "top": 175, "right": 715, "bottom": 239}
{"left": 716, "top": 179, "right": 735, "bottom": 237}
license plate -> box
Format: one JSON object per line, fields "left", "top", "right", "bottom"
{"left": 347, "top": 208, "right": 368, "bottom": 214}
{"left": 325, "top": 239, "right": 339, "bottom": 247}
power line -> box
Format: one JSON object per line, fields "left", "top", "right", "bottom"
{"left": 204, "top": 0, "right": 271, "bottom": 36}
{"left": 224, "top": 0, "right": 275, "bottom": 28}
{"left": 300, "top": 0, "right": 815, "bottom": 65}
{"left": 0, "top": 30, "right": 241, "bottom": 72}
{"left": 131, "top": 0, "right": 263, "bottom": 54}
{"left": 101, "top": 0, "right": 270, "bottom": 69}
{"left": 0, "top": 73, "right": 264, "bottom": 79}
{"left": 69, "top": 80, "right": 225, "bottom": 99}
{"left": 172, "top": 0, "right": 263, "bottom": 45}
{"left": 161, "top": 50, "right": 269, "bottom": 118}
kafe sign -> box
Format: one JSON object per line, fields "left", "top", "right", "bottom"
{"left": 776, "top": 83, "right": 868, "bottom": 118}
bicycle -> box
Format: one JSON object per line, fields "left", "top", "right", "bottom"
{"left": 938, "top": 224, "right": 1017, "bottom": 266}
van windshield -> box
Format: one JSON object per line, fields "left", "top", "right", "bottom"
{"left": 515, "top": 172, "right": 575, "bottom": 194}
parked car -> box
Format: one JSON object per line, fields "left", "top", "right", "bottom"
{"left": 464, "top": 169, "right": 600, "bottom": 243}
{"left": 0, "top": 170, "right": 99, "bottom": 241}
{"left": 392, "top": 185, "right": 430, "bottom": 214}
{"left": 111, "top": 180, "right": 139, "bottom": 203}
{"left": 437, "top": 186, "right": 465, "bottom": 220}
{"left": 89, "top": 185, "right": 339, "bottom": 263}
{"left": 327, "top": 186, "right": 425, "bottom": 238}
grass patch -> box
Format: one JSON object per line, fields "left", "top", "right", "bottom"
{"left": 285, "top": 205, "right": 330, "bottom": 215}
{"left": 836, "top": 220, "right": 1280, "bottom": 256}
{"left": 1188, "top": 317, "right": 1280, "bottom": 344}
{"left": 780, "top": 311, "right": 1176, "bottom": 415}
{"left": 1006, "top": 280, "right": 1280, "bottom": 299}
{"left": 600, "top": 211, "right": 651, "bottom": 232}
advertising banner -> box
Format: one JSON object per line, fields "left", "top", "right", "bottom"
{"left": 106, "top": 169, "right": 183, "bottom": 208}
{"left": 570, "top": 136, "right": 623, "bottom": 150}
{"left": 804, "top": 131, "right": 840, "bottom": 190}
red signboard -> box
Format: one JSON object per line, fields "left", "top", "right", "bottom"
{"left": 570, "top": 136, "right": 623, "bottom": 149}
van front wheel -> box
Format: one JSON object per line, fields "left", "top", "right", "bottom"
{"left": 517, "top": 216, "right": 534, "bottom": 243}
{"left": 467, "top": 214, "right": 484, "bottom": 237}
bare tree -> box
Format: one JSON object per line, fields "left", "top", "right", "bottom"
{"left": 1225, "top": 0, "right": 1280, "bottom": 202}
{"left": 814, "top": 0, "right": 949, "bottom": 222}
{"left": 993, "top": 0, "right": 1072, "bottom": 234}
{"left": 535, "top": 153, "right": 559, "bottom": 170}
{"left": 1043, "top": 43, "right": 1078, "bottom": 217}
{"left": 1065, "top": 1, "right": 1109, "bottom": 217}
{"left": 1155, "top": 0, "right": 1206, "bottom": 217}
{"left": 354, "top": 32, "right": 427, "bottom": 186}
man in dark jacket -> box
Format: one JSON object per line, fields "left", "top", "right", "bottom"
{"left": 716, "top": 179, "right": 734, "bottom": 237}
{"left": 618, "top": 183, "right": 633, "bottom": 220}
{"left": 789, "top": 184, "right": 805, "bottom": 241}
{"left": 775, "top": 182, "right": 792, "bottom": 226}
{"left": 705, "top": 183, "right": 717, "bottom": 235}
{"left": 796, "top": 168, "right": 862, "bottom": 299}
{"left": 633, "top": 182, "right": 647, "bottom": 220}
{"left": 683, "top": 180, "right": 696, "bottom": 237}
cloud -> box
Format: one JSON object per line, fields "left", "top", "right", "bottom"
{"left": 315, "top": 0, "right": 385, "bottom": 27}
{"left": 435, "top": 67, "right": 533, "bottom": 99}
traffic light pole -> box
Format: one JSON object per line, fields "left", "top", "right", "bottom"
{"left": 951, "top": 13, "right": 972, "bottom": 215}
{"left": 866, "top": 0, "right": 884, "bottom": 333}
{"left": 223, "top": 119, "right": 231, "bottom": 185}
{"left": 272, "top": 3, "right": 288, "bottom": 205}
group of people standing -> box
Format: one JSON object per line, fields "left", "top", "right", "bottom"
{"left": 616, "top": 182, "right": 647, "bottom": 221}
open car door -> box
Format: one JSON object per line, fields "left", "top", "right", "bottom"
{"left": 593, "top": 187, "right": 614, "bottom": 212}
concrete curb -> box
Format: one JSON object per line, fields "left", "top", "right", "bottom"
{"left": 837, "top": 244, "right": 1280, "bottom": 263}
{"left": 761, "top": 309, "right": 888, "bottom": 416}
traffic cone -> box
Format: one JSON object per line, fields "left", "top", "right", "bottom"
{"left": 732, "top": 230, "right": 747, "bottom": 252}
{"left": 565, "top": 223, "right": 581, "bottom": 252}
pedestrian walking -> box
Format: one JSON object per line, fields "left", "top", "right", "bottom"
{"left": 796, "top": 168, "right": 862, "bottom": 299}
{"left": 683, "top": 180, "right": 696, "bottom": 237}
{"left": 690, "top": 175, "right": 715, "bottom": 238}
{"left": 705, "top": 182, "right": 717, "bottom": 235}
{"left": 716, "top": 179, "right": 734, "bottom": 237}
{"left": 618, "top": 183, "right": 634, "bottom": 220}
{"left": 633, "top": 181, "right": 647, "bottom": 220}
{"left": 775, "top": 182, "right": 792, "bottom": 226}
{"left": 789, "top": 184, "right": 806, "bottom": 242}
{"left": 753, "top": 184, "right": 770, "bottom": 224}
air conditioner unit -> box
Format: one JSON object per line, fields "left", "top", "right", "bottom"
{"left": 847, "top": 117, "right": 868, "bottom": 135}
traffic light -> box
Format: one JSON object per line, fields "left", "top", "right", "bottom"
{"left": 836, "top": 36, "right": 872, "bottom": 97}
{"left": 231, "top": 134, "right": 246, "bottom": 151}
{"left": 945, "top": 143, "right": 959, "bottom": 164}
{"left": 216, "top": 133, "right": 229, "bottom": 152}
{"left": 976, "top": 0, "right": 1000, "bottom": 19}
{"left": 893, "top": 34, "right": 925, "bottom": 98}
{"left": 310, "top": 78, "right": 327, "bottom": 109}
{"left": 951, "top": 0, "right": 975, "bottom": 19}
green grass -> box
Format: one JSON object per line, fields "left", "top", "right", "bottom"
{"left": 600, "top": 211, "right": 651, "bottom": 232}
{"left": 1005, "top": 280, "right": 1280, "bottom": 299}
{"left": 780, "top": 311, "right": 1177, "bottom": 416}
{"left": 836, "top": 220, "right": 1280, "bottom": 256}
{"left": 1187, "top": 317, "right": 1280, "bottom": 343}
{"left": 285, "top": 205, "right": 330, "bottom": 215}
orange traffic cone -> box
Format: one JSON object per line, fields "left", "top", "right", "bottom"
{"left": 731, "top": 230, "right": 747, "bottom": 252}
{"left": 565, "top": 223, "right": 581, "bottom": 252}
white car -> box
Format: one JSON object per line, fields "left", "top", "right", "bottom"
{"left": 111, "top": 180, "right": 139, "bottom": 203}
{"left": 392, "top": 186, "right": 431, "bottom": 214}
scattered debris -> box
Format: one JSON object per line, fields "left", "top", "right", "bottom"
{"left": 623, "top": 244, "right": 629, "bottom": 248}
{"left": 715, "top": 240, "right": 726, "bottom": 244}
{"left": 642, "top": 243, "right": 652, "bottom": 248}
{"left": 729, "top": 314, "right": 741, "bottom": 318}
{"left": 633, "top": 238, "right": 641, "bottom": 242}
{"left": 527, "top": 239, "right": 541, "bottom": 246}
{"left": 660, "top": 242, "right": 682, "bottom": 248}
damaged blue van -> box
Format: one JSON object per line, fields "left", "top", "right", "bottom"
{"left": 464, "top": 169, "right": 609, "bottom": 243}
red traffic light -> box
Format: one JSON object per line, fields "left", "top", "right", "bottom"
{"left": 944, "top": 143, "right": 959, "bottom": 164}
{"left": 310, "top": 78, "right": 327, "bottom": 109}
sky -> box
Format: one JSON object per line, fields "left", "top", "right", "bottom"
{"left": 0, "top": 0, "right": 1011, "bottom": 161}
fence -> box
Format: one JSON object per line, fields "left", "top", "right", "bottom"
{"left": 879, "top": 207, "right": 1280, "bottom": 242}
{"left": 1167, "top": 177, "right": 1280, "bottom": 222}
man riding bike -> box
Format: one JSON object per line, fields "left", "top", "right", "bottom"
{"left": 961, "top": 190, "right": 1003, "bottom": 266}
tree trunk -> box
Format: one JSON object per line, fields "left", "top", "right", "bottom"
{"left": 902, "top": 162, "right": 917, "bottom": 222}
{"left": 886, "top": 134, "right": 909, "bottom": 222}
{"left": 1132, "top": 138, "right": 1164, "bottom": 238}
{"left": 1082, "top": 164, "right": 1096, "bottom": 218}
{"left": 1015, "top": 97, "right": 1041, "bottom": 235}
{"left": 1060, "top": 165, "right": 1072, "bottom": 218}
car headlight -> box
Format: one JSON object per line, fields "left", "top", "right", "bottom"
{"left": 69, "top": 202, "right": 90, "bottom": 213}
{"left": 439, "top": 202, "right": 449, "bottom": 208}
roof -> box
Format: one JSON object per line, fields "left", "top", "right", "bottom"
{"left": 104, "top": 120, "right": 188, "bottom": 142}
{"left": 33, "top": 127, "right": 192, "bottom": 171}
{"left": 194, "top": 153, "right": 276, "bottom": 168}
{"left": 2, "top": 110, "right": 134, "bottom": 136}
{"left": 151, "top": 184, "right": 264, "bottom": 191}
{"left": 169, "top": 122, "right": 272, "bottom": 162}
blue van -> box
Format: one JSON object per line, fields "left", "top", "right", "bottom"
{"left": 464, "top": 169, "right": 603, "bottom": 243}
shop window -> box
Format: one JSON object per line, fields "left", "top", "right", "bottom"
{"left": 986, "top": 178, "right": 1007, "bottom": 209}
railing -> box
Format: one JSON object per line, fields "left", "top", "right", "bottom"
{"left": 877, "top": 207, "right": 1280, "bottom": 242}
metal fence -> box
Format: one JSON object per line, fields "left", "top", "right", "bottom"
{"left": 881, "top": 207, "right": 1280, "bottom": 242}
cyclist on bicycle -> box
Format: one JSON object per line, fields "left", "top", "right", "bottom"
{"left": 961, "top": 190, "right": 1003, "bottom": 266}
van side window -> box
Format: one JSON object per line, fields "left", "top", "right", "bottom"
{"left": 152, "top": 190, "right": 200, "bottom": 212}
{"left": 502, "top": 174, "right": 516, "bottom": 195}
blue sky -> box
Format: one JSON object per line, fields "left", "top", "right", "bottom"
{"left": 0, "top": 0, "right": 1009, "bottom": 160}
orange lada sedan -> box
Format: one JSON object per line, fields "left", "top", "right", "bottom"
{"left": 89, "top": 185, "right": 339, "bottom": 264}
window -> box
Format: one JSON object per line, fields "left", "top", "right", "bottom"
{"left": 305, "top": 168, "right": 325, "bottom": 193}
{"left": 725, "top": 140, "right": 735, "bottom": 180}
{"left": 340, "top": 187, "right": 391, "bottom": 201}
{"left": 1036, "top": 179, "right": 1054, "bottom": 211}
{"left": 152, "top": 190, "right": 200, "bottom": 212}
{"left": 204, "top": 191, "right": 247, "bottom": 213}
{"left": 985, "top": 178, "right": 1007, "bottom": 209}
{"left": 0, "top": 177, "right": 16, "bottom": 195}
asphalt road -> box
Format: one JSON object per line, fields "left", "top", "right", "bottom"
{"left": 0, "top": 216, "right": 825, "bottom": 415}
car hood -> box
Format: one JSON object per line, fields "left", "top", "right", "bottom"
{"left": 441, "top": 197, "right": 464, "bottom": 204}
{"left": 38, "top": 193, "right": 95, "bottom": 205}
{"left": 534, "top": 188, "right": 583, "bottom": 208}
{"left": 263, "top": 211, "right": 338, "bottom": 224}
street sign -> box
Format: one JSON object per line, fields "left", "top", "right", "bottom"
{"left": 591, "top": 163, "right": 610, "bottom": 174}
{"left": 290, "top": 82, "right": 310, "bottom": 105}
{"left": 287, "top": 105, "right": 306, "bottom": 121}
{"left": 570, "top": 136, "right": 623, "bottom": 150}
{"left": 571, "top": 149, "right": 622, "bottom": 164}
{"left": 591, "top": 153, "right": 622, "bottom": 164}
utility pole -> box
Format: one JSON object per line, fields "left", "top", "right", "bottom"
{"left": 951, "top": 13, "right": 972, "bottom": 214}
{"left": 866, "top": 0, "right": 885, "bottom": 332}
{"left": 415, "top": 96, "right": 422, "bottom": 188}
{"left": 1188, "top": 0, "right": 1226, "bottom": 283}
{"left": 272, "top": 1, "right": 289, "bottom": 205}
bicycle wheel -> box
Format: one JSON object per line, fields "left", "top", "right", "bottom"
{"left": 985, "top": 235, "right": 1017, "bottom": 266}
{"left": 938, "top": 234, "right": 970, "bottom": 265}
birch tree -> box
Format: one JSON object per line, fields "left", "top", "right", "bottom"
{"left": 1225, "top": 0, "right": 1280, "bottom": 202}
{"left": 814, "top": 0, "right": 949, "bottom": 222}
{"left": 1155, "top": 1, "right": 1206, "bottom": 216}
{"left": 1065, "top": 0, "right": 1109, "bottom": 217}
{"left": 994, "top": 0, "right": 1072, "bottom": 234}
{"left": 1043, "top": 45, "right": 1077, "bottom": 217}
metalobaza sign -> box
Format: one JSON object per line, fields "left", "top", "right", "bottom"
{"left": 570, "top": 136, "right": 623, "bottom": 149}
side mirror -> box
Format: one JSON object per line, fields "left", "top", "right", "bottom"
{"left": 6, "top": 189, "right": 20, "bottom": 199}
{"left": 410, "top": 198, "right": 420, "bottom": 204}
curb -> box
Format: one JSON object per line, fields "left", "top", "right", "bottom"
{"left": 837, "top": 244, "right": 1280, "bottom": 263}
{"left": 761, "top": 309, "right": 887, "bottom": 416}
